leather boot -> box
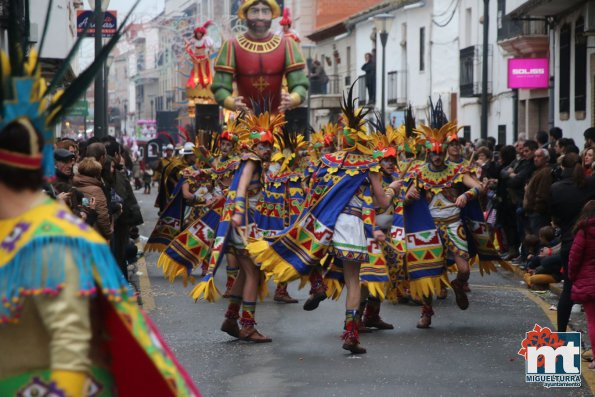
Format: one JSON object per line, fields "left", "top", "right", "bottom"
{"left": 463, "top": 281, "right": 471, "bottom": 293}
{"left": 436, "top": 285, "right": 448, "bottom": 300}
{"left": 342, "top": 320, "right": 366, "bottom": 354}
{"left": 416, "top": 306, "right": 434, "bottom": 329}
{"left": 450, "top": 278, "right": 469, "bottom": 310}
{"left": 239, "top": 325, "right": 272, "bottom": 343}
{"left": 363, "top": 302, "right": 394, "bottom": 330}
{"left": 273, "top": 283, "right": 298, "bottom": 303}
{"left": 220, "top": 318, "right": 240, "bottom": 338}
{"left": 353, "top": 310, "right": 372, "bottom": 333}
{"left": 303, "top": 291, "right": 326, "bottom": 311}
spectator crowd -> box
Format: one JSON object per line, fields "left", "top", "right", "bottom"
{"left": 45, "top": 136, "right": 145, "bottom": 290}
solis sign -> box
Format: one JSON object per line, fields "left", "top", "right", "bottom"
{"left": 508, "top": 58, "right": 549, "bottom": 89}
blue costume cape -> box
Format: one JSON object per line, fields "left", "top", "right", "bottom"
{"left": 248, "top": 151, "right": 384, "bottom": 288}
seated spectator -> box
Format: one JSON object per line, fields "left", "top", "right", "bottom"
{"left": 73, "top": 157, "right": 113, "bottom": 240}
{"left": 524, "top": 225, "right": 562, "bottom": 288}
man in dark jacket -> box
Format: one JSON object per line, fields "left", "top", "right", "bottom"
{"left": 523, "top": 148, "right": 552, "bottom": 234}
{"left": 504, "top": 140, "right": 537, "bottom": 252}
{"left": 106, "top": 141, "right": 144, "bottom": 280}
{"left": 52, "top": 148, "right": 76, "bottom": 190}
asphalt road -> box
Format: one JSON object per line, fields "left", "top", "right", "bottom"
{"left": 134, "top": 188, "right": 592, "bottom": 397}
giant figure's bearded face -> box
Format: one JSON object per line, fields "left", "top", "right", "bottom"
{"left": 246, "top": 2, "right": 273, "bottom": 35}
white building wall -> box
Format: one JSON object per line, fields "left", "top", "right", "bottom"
{"left": 458, "top": 0, "right": 515, "bottom": 145}
{"left": 30, "top": 0, "right": 78, "bottom": 72}
{"left": 553, "top": 8, "right": 594, "bottom": 148}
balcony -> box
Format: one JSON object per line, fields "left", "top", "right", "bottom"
{"left": 309, "top": 74, "right": 342, "bottom": 110}
{"left": 498, "top": 18, "right": 548, "bottom": 57}
{"left": 134, "top": 68, "right": 159, "bottom": 85}
{"left": 460, "top": 45, "right": 493, "bottom": 98}
{"left": 387, "top": 70, "right": 407, "bottom": 107}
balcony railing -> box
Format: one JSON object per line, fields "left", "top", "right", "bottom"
{"left": 387, "top": 70, "right": 407, "bottom": 106}
{"left": 358, "top": 74, "right": 368, "bottom": 106}
{"left": 309, "top": 74, "right": 341, "bottom": 95}
{"left": 498, "top": 17, "right": 547, "bottom": 42}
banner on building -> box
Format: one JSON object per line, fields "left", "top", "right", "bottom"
{"left": 508, "top": 58, "right": 549, "bottom": 89}
{"left": 77, "top": 10, "right": 118, "bottom": 38}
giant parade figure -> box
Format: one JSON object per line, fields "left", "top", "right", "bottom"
{"left": 211, "top": 0, "right": 309, "bottom": 114}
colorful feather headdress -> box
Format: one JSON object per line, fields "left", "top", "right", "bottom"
{"left": 272, "top": 125, "right": 307, "bottom": 172}
{"left": 239, "top": 109, "right": 286, "bottom": 148}
{"left": 370, "top": 112, "right": 398, "bottom": 160}
{"left": 414, "top": 98, "right": 461, "bottom": 154}
{"left": 339, "top": 79, "right": 373, "bottom": 155}
{"left": 0, "top": 0, "right": 136, "bottom": 178}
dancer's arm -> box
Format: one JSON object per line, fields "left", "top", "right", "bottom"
{"left": 231, "top": 160, "right": 256, "bottom": 227}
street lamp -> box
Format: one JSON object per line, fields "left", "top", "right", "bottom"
{"left": 374, "top": 13, "right": 394, "bottom": 125}
{"left": 104, "top": 54, "right": 114, "bottom": 136}
{"left": 91, "top": 0, "right": 110, "bottom": 138}
{"left": 302, "top": 43, "right": 315, "bottom": 129}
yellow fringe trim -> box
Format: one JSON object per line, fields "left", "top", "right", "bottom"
{"left": 156, "top": 253, "right": 196, "bottom": 287}
{"left": 408, "top": 273, "right": 450, "bottom": 300}
{"left": 497, "top": 259, "right": 514, "bottom": 272}
{"left": 297, "top": 275, "right": 310, "bottom": 290}
{"left": 361, "top": 281, "right": 387, "bottom": 301}
{"left": 447, "top": 264, "right": 458, "bottom": 273}
{"left": 247, "top": 240, "right": 301, "bottom": 283}
{"left": 144, "top": 242, "right": 167, "bottom": 253}
{"left": 324, "top": 278, "right": 344, "bottom": 300}
{"left": 189, "top": 278, "right": 220, "bottom": 302}
{"left": 258, "top": 271, "right": 269, "bottom": 302}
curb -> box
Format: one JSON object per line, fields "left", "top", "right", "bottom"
{"left": 508, "top": 263, "right": 562, "bottom": 297}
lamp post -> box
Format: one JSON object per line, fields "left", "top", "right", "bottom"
{"left": 91, "top": 0, "right": 110, "bottom": 138}
{"left": 374, "top": 13, "right": 394, "bottom": 125}
{"left": 302, "top": 43, "right": 315, "bottom": 129}
{"left": 104, "top": 54, "right": 114, "bottom": 136}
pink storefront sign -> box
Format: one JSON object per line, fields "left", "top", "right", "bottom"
{"left": 508, "top": 58, "right": 549, "bottom": 89}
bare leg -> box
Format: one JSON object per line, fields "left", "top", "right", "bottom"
{"left": 236, "top": 253, "right": 271, "bottom": 342}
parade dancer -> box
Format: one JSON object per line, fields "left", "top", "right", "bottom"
{"left": 403, "top": 99, "right": 484, "bottom": 326}
{"left": 248, "top": 83, "right": 401, "bottom": 354}
{"left": 0, "top": 6, "right": 199, "bottom": 395}
{"left": 189, "top": 110, "right": 286, "bottom": 344}
{"left": 260, "top": 128, "right": 310, "bottom": 304}
{"left": 146, "top": 142, "right": 204, "bottom": 252}
{"left": 211, "top": 0, "right": 309, "bottom": 114}
{"left": 157, "top": 120, "right": 243, "bottom": 289}
{"left": 199, "top": 124, "right": 242, "bottom": 293}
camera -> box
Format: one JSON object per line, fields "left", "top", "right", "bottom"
{"left": 82, "top": 197, "right": 90, "bottom": 207}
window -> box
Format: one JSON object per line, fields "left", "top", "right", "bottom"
{"left": 498, "top": 125, "right": 506, "bottom": 145}
{"left": 559, "top": 23, "right": 571, "bottom": 114}
{"left": 463, "top": 126, "right": 471, "bottom": 142}
{"left": 575, "top": 17, "right": 587, "bottom": 114}
{"left": 419, "top": 27, "right": 425, "bottom": 71}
